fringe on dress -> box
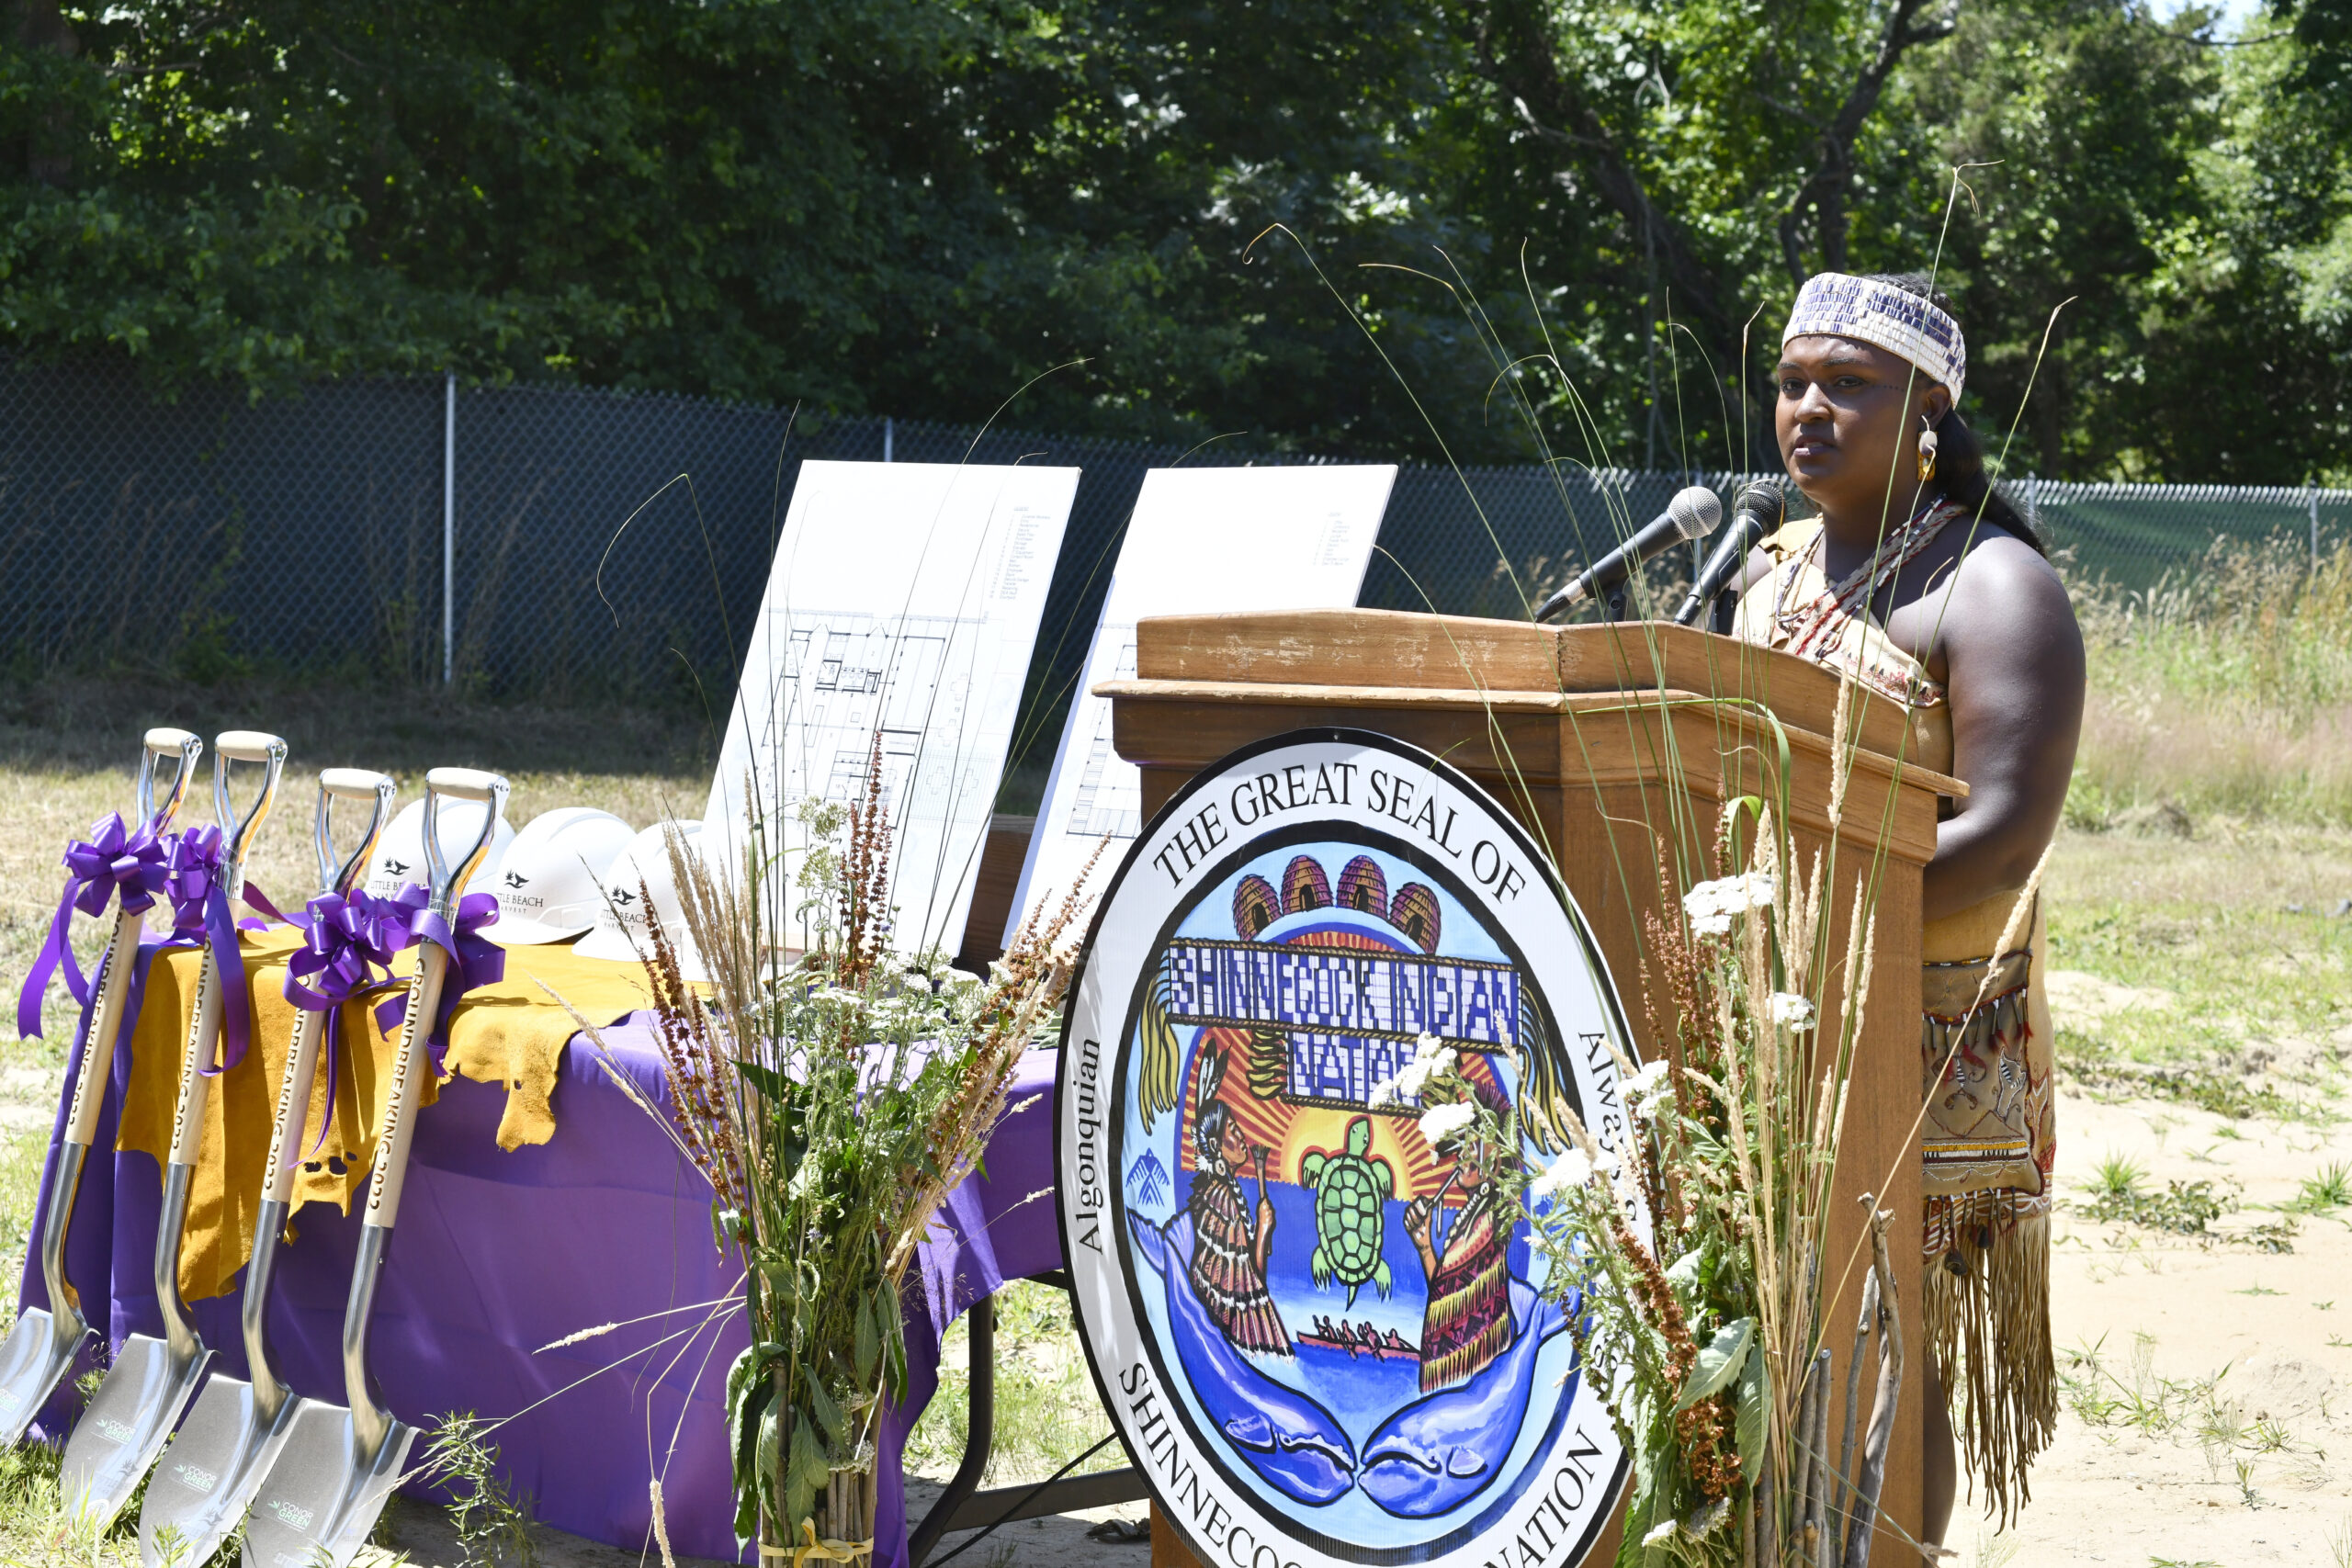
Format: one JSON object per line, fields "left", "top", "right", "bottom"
{"left": 1419, "top": 1182, "right": 1511, "bottom": 1392}
{"left": 1188, "top": 1173, "right": 1292, "bottom": 1356}
{"left": 1920, "top": 948, "right": 2057, "bottom": 1525}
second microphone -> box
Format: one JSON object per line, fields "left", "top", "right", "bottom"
{"left": 1534, "top": 485, "right": 1723, "bottom": 624}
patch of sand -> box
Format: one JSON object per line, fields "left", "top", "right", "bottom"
{"left": 2044, "top": 970, "right": 2177, "bottom": 1025}
{"left": 1964, "top": 1086, "right": 2352, "bottom": 1566}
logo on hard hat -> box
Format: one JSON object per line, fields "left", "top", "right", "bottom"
{"left": 381, "top": 858, "right": 410, "bottom": 877}
{"left": 504, "top": 870, "right": 529, "bottom": 888}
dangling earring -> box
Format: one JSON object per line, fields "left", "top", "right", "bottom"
{"left": 1917, "top": 414, "right": 1939, "bottom": 484}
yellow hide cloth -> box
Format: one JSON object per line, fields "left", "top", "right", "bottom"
{"left": 114, "top": 927, "right": 659, "bottom": 1303}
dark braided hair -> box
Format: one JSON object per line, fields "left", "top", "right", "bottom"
{"left": 1860, "top": 273, "right": 2048, "bottom": 556}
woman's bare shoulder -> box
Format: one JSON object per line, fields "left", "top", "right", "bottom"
{"left": 1943, "top": 524, "right": 2082, "bottom": 665}
{"left": 1951, "top": 525, "right": 2074, "bottom": 611}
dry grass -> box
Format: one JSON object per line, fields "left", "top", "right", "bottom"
{"left": 0, "top": 674, "right": 712, "bottom": 1061}
{"left": 2068, "top": 539, "right": 2352, "bottom": 827}
{"left": 902, "top": 1281, "right": 1122, "bottom": 1489}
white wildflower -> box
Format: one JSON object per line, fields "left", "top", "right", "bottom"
{"left": 1529, "top": 1147, "right": 1593, "bottom": 1199}
{"left": 1418, "top": 1100, "right": 1477, "bottom": 1145}
{"left": 1682, "top": 873, "right": 1776, "bottom": 935}
{"left": 1681, "top": 880, "right": 1730, "bottom": 919}
{"left": 1628, "top": 1058, "right": 1670, "bottom": 1095}
{"left": 1634, "top": 1089, "right": 1673, "bottom": 1122}
{"left": 1590, "top": 1148, "right": 1622, "bottom": 1178}
{"left": 1768, "top": 991, "right": 1816, "bottom": 1030}
{"left": 1642, "top": 1520, "right": 1678, "bottom": 1547}
{"left": 1379, "top": 1034, "right": 1456, "bottom": 1103}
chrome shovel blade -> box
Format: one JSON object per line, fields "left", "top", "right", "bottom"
{"left": 242, "top": 1404, "right": 415, "bottom": 1568}
{"left": 0, "top": 1306, "right": 89, "bottom": 1444}
{"left": 137, "top": 1379, "right": 312, "bottom": 1568}
{"left": 59, "top": 1333, "right": 212, "bottom": 1531}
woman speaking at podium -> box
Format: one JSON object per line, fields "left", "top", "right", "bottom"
{"left": 1728, "top": 273, "right": 2086, "bottom": 1558}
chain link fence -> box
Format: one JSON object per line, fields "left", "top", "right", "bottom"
{"left": 5, "top": 357, "right": 2346, "bottom": 759}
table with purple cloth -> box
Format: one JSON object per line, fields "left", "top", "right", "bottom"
{"left": 15, "top": 1017, "right": 1064, "bottom": 1566}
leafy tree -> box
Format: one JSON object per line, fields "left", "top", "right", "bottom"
{"left": 0, "top": 0, "right": 2344, "bottom": 478}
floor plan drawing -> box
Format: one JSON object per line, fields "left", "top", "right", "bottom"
{"left": 706, "top": 460, "right": 1080, "bottom": 953}
{"left": 760, "top": 612, "right": 968, "bottom": 819}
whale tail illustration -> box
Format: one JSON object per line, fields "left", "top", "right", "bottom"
{"left": 1356, "top": 1277, "right": 1577, "bottom": 1520}
{"left": 1128, "top": 1210, "right": 1170, "bottom": 1277}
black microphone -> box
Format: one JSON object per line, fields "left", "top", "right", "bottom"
{"left": 1673, "top": 479, "right": 1785, "bottom": 627}
{"left": 1535, "top": 485, "right": 1723, "bottom": 623}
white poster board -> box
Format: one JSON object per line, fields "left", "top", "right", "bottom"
{"left": 706, "top": 460, "right": 1079, "bottom": 953}
{"left": 1004, "top": 464, "right": 1394, "bottom": 943}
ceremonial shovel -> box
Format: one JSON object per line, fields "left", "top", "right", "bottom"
{"left": 243, "top": 767, "right": 509, "bottom": 1568}
{"left": 0, "top": 728, "right": 204, "bottom": 1445}
{"left": 138, "top": 769, "right": 399, "bottom": 1568}
{"left": 64, "top": 731, "right": 288, "bottom": 1529}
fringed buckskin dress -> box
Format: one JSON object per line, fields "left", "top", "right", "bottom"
{"left": 1733, "top": 506, "right": 2058, "bottom": 1522}
{"left": 1187, "top": 1165, "right": 1294, "bottom": 1357}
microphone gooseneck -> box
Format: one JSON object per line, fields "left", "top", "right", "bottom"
{"left": 1673, "top": 479, "right": 1786, "bottom": 627}
{"left": 1535, "top": 484, "right": 1724, "bottom": 624}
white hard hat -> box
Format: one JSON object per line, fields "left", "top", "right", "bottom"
{"left": 572, "top": 819, "right": 709, "bottom": 978}
{"left": 364, "top": 797, "right": 516, "bottom": 903}
{"left": 487, "top": 807, "right": 637, "bottom": 944}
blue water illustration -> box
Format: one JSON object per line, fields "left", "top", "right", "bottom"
{"left": 1128, "top": 1210, "right": 1359, "bottom": 1506}
{"left": 1357, "top": 1278, "right": 1578, "bottom": 1517}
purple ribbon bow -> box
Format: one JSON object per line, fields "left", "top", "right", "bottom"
{"left": 369, "top": 886, "right": 505, "bottom": 1072}
{"left": 17, "top": 812, "right": 173, "bottom": 1039}
{"left": 282, "top": 887, "right": 421, "bottom": 1157}
{"left": 153, "top": 824, "right": 262, "bottom": 1077}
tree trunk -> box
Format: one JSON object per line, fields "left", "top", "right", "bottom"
{"left": 1778, "top": 0, "right": 1960, "bottom": 287}
{"left": 11, "top": 0, "right": 80, "bottom": 185}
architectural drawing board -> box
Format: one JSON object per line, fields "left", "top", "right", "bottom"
{"left": 1003, "top": 464, "right": 1394, "bottom": 943}
{"left": 705, "top": 459, "right": 1079, "bottom": 953}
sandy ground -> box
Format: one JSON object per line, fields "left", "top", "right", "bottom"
{"left": 1989, "top": 1087, "right": 2352, "bottom": 1568}
{"left": 345, "top": 1477, "right": 1154, "bottom": 1567}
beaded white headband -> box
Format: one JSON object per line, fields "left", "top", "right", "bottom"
{"left": 1781, "top": 272, "right": 1966, "bottom": 404}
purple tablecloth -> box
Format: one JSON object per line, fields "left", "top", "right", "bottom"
{"left": 16, "top": 1010, "right": 1065, "bottom": 1567}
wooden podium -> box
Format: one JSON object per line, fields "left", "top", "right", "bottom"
{"left": 1100, "top": 609, "right": 1957, "bottom": 1565}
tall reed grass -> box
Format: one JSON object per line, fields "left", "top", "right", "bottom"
{"left": 2067, "top": 537, "right": 2352, "bottom": 827}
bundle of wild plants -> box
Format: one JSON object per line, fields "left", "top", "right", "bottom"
{"left": 1412, "top": 801, "right": 1898, "bottom": 1568}
{"left": 625, "top": 743, "right": 1093, "bottom": 1555}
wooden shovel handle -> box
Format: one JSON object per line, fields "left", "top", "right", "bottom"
{"left": 365, "top": 942, "right": 448, "bottom": 1230}
{"left": 62, "top": 909, "right": 141, "bottom": 1149}
{"left": 165, "top": 946, "right": 224, "bottom": 1168}
{"left": 263, "top": 1007, "right": 328, "bottom": 1207}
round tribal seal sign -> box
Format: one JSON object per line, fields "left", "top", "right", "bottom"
{"left": 1056, "top": 729, "right": 1645, "bottom": 1568}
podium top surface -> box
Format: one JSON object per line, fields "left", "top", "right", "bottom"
{"left": 1122, "top": 608, "right": 1945, "bottom": 768}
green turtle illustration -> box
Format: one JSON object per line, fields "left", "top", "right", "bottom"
{"left": 1301, "top": 1115, "right": 1395, "bottom": 1310}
